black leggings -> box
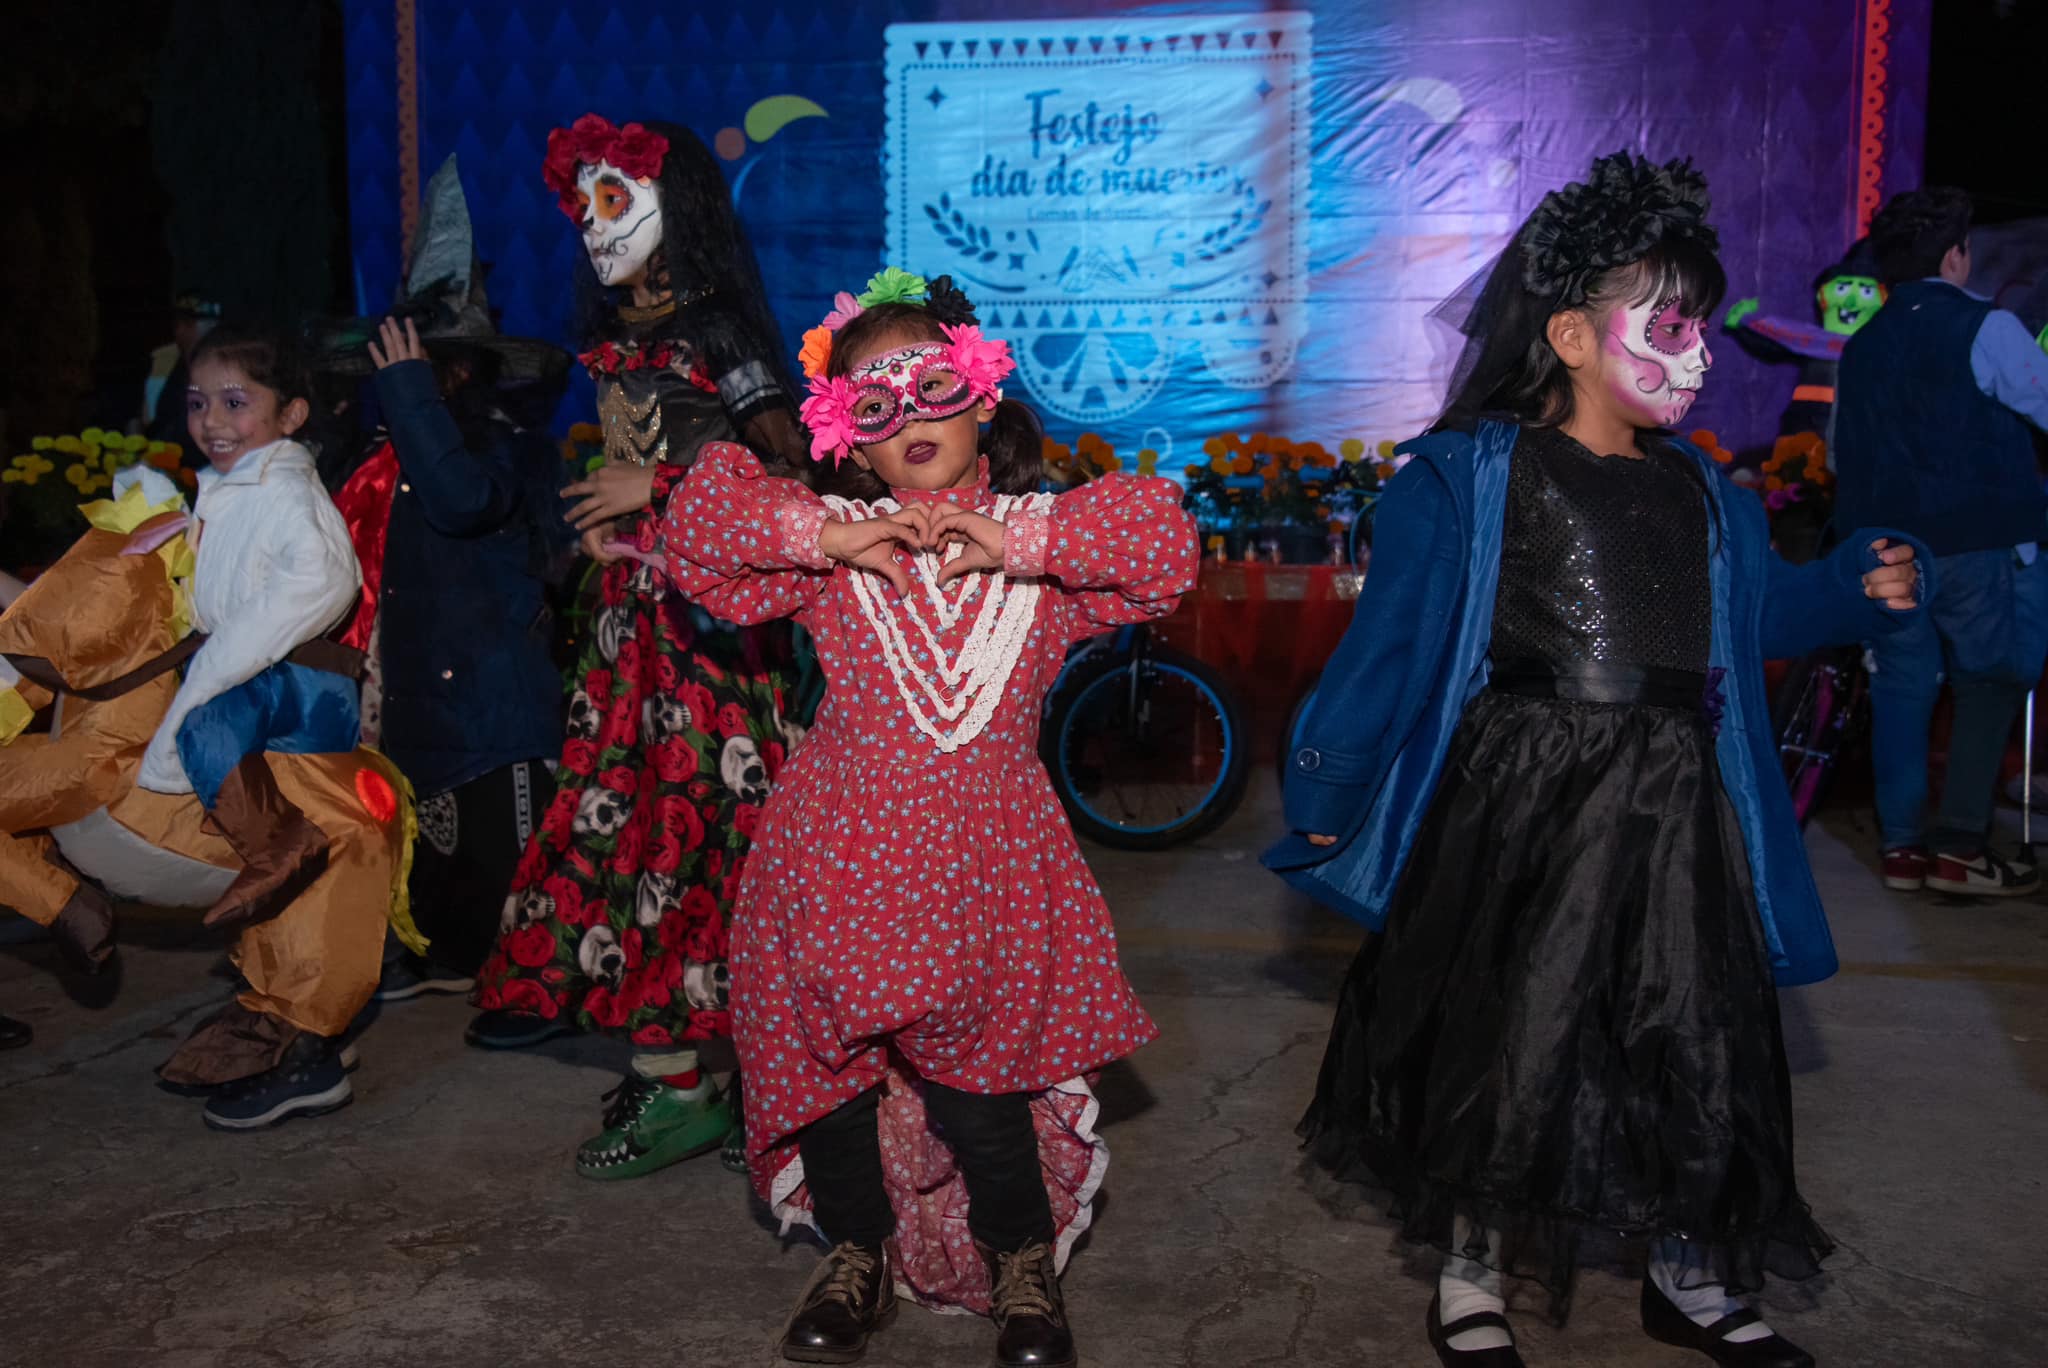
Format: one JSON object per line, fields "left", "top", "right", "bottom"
{"left": 797, "top": 1081, "right": 1055, "bottom": 1252}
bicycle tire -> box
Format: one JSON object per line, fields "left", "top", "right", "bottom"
{"left": 1346, "top": 501, "right": 1377, "bottom": 568}
{"left": 1772, "top": 648, "right": 1866, "bottom": 828}
{"left": 1042, "top": 646, "right": 1250, "bottom": 850}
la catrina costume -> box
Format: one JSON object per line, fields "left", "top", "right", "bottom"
{"left": 467, "top": 114, "right": 808, "bottom": 1181}
{"left": 1269, "top": 152, "right": 1931, "bottom": 1367}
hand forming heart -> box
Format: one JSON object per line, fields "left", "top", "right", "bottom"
{"left": 930, "top": 504, "right": 1007, "bottom": 584}
{"left": 817, "top": 501, "right": 1009, "bottom": 594}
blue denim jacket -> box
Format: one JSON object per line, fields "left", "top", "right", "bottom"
{"left": 1263, "top": 421, "right": 1932, "bottom": 987}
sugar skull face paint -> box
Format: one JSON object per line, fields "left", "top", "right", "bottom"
{"left": 1601, "top": 295, "right": 1712, "bottom": 427}
{"left": 1818, "top": 274, "right": 1885, "bottom": 336}
{"left": 574, "top": 159, "right": 663, "bottom": 286}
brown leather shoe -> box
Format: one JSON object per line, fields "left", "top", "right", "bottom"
{"left": 51, "top": 881, "right": 117, "bottom": 974}
{"left": 981, "top": 1240, "right": 1076, "bottom": 1368}
{"left": 780, "top": 1242, "right": 895, "bottom": 1364}
{"left": 201, "top": 755, "right": 330, "bottom": 932}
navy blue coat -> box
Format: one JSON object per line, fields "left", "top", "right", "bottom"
{"left": 371, "top": 359, "right": 567, "bottom": 797}
{"left": 1264, "top": 421, "right": 1931, "bottom": 987}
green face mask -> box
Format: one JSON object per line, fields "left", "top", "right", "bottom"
{"left": 1818, "top": 275, "right": 1885, "bottom": 335}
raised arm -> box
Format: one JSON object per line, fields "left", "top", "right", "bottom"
{"left": 374, "top": 357, "right": 522, "bottom": 536}
{"left": 660, "top": 442, "right": 835, "bottom": 625}
{"left": 1001, "top": 473, "right": 1198, "bottom": 637}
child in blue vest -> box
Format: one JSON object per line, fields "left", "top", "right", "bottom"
{"left": 1834, "top": 187, "right": 2048, "bottom": 897}
{"left": 1268, "top": 153, "right": 1925, "bottom": 1368}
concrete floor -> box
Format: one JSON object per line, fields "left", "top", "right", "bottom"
{"left": 2, "top": 788, "right": 2045, "bottom": 1368}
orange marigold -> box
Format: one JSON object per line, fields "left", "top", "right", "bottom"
{"left": 799, "top": 326, "right": 834, "bottom": 378}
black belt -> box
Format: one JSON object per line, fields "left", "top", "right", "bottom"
{"left": 1489, "top": 661, "right": 1709, "bottom": 712}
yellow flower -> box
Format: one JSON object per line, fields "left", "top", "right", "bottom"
{"left": 81, "top": 427, "right": 107, "bottom": 445}
{"left": 31, "top": 436, "right": 53, "bottom": 451}
{"left": 1376, "top": 440, "right": 1397, "bottom": 459}
{"left": 1137, "top": 448, "right": 1158, "bottom": 476}
{"left": 65, "top": 463, "right": 94, "bottom": 489}
{"left": 54, "top": 435, "right": 85, "bottom": 456}
{"left": 124, "top": 433, "right": 148, "bottom": 452}
{"left": 1202, "top": 435, "right": 1229, "bottom": 458}
{"left": 1339, "top": 438, "right": 1365, "bottom": 462}
{"left": 1209, "top": 456, "right": 1230, "bottom": 474}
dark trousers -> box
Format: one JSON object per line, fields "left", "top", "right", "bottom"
{"left": 1869, "top": 549, "right": 2048, "bottom": 852}
{"left": 407, "top": 759, "right": 555, "bottom": 974}
{"left": 797, "top": 1081, "right": 1056, "bottom": 1252}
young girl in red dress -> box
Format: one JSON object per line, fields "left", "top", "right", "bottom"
{"left": 661, "top": 269, "right": 1198, "bottom": 1367}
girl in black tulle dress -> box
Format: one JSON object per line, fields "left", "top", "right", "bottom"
{"left": 1268, "top": 154, "right": 1926, "bottom": 1368}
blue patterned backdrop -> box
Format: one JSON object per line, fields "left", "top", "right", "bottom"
{"left": 343, "top": 0, "right": 1930, "bottom": 455}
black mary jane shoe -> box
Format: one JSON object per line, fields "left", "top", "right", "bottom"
{"left": 1426, "top": 1293, "right": 1527, "bottom": 1368}
{"left": 1641, "top": 1277, "right": 1815, "bottom": 1368}
{"left": 780, "top": 1242, "right": 896, "bottom": 1364}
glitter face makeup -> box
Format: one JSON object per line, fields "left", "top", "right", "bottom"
{"left": 846, "top": 344, "right": 980, "bottom": 444}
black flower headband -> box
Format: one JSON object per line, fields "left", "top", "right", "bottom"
{"left": 1520, "top": 151, "right": 1718, "bottom": 307}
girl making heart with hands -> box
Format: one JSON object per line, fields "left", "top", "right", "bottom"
{"left": 661, "top": 269, "right": 1197, "bottom": 1368}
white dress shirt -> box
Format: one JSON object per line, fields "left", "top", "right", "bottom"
{"left": 137, "top": 439, "right": 362, "bottom": 794}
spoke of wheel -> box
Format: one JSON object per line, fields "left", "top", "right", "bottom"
{"left": 1066, "top": 667, "right": 1227, "bottom": 832}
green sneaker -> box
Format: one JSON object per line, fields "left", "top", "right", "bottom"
{"left": 575, "top": 1075, "right": 734, "bottom": 1181}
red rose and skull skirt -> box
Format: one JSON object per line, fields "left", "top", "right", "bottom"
{"left": 472, "top": 504, "right": 794, "bottom": 1048}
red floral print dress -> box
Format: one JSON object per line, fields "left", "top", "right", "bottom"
{"left": 473, "top": 456, "right": 793, "bottom": 1047}
{"left": 661, "top": 443, "right": 1198, "bottom": 1312}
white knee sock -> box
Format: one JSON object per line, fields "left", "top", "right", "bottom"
{"left": 1649, "top": 1239, "right": 1773, "bottom": 1344}
{"left": 1439, "top": 1218, "right": 1512, "bottom": 1352}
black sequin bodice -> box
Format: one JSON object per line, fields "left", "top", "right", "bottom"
{"left": 1489, "top": 426, "right": 1711, "bottom": 672}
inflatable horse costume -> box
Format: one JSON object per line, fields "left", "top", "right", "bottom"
{"left": 0, "top": 471, "right": 414, "bottom": 1115}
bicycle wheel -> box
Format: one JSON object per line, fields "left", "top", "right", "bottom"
{"left": 1346, "top": 500, "right": 1378, "bottom": 568}
{"left": 1042, "top": 646, "right": 1249, "bottom": 850}
{"left": 1772, "top": 649, "right": 1866, "bottom": 827}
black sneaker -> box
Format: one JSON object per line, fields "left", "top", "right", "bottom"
{"left": 464, "top": 1008, "right": 577, "bottom": 1050}
{"left": 374, "top": 953, "right": 477, "bottom": 1002}
{"left": 202, "top": 1034, "right": 352, "bottom": 1131}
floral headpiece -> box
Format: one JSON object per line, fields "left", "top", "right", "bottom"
{"left": 1520, "top": 151, "right": 1718, "bottom": 307}
{"left": 796, "top": 268, "right": 1012, "bottom": 465}
{"left": 542, "top": 114, "right": 670, "bottom": 223}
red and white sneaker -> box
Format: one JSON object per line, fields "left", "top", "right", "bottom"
{"left": 1925, "top": 849, "right": 2040, "bottom": 898}
{"left": 1881, "top": 847, "right": 1929, "bottom": 891}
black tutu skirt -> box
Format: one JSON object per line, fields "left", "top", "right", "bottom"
{"left": 1300, "top": 690, "right": 1833, "bottom": 1319}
